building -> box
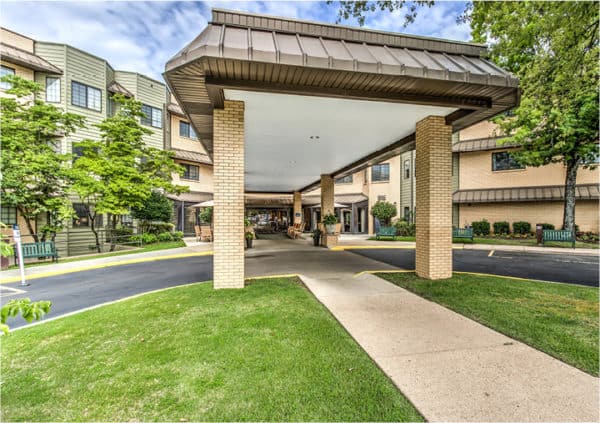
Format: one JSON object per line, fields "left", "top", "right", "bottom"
{"left": 451, "top": 121, "right": 598, "bottom": 232}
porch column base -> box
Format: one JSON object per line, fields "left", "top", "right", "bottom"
{"left": 415, "top": 116, "right": 453, "bottom": 280}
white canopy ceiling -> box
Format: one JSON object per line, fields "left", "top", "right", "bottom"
{"left": 224, "top": 89, "right": 455, "bottom": 192}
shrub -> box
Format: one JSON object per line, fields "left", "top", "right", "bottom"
{"left": 493, "top": 221, "right": 510, "bottom": 235}
{"left": 371, "top": 201, "right": 397, "bottom": 226}
{"left": 108, "top": 225, "right": 134, "bottom": 244}
{"left": 513, "top": 221, "right": 531, "bottom": 235}
{"left": 131, "top": 191, "right": 173, "bottom": 223}
{"left": 322, "top": 213, "right": 338, "bottom": 225}
{"left": 172, "top": 231, "right": 184, "bottom": 241}
{"left": 472, "top": 219, "right": 490, "bottom": 236}
{"left": 130, "top": 234, "right": 142, "bottom": 244}
{"left": 199, "top": 207, "right": 213, "bottom": 224}
{"left": 540, "top": 223, "right": 555, "bottom": 230}
{"left": 145, "top": 222, "right": 174, "bottom": 235}
{"left": 141, "top": 233, "right": 158, "bottom": 244}
{"left": 157, "top": 232, "right": 173, "bottom": 242}
{"left": 394, "top": 219, "right": 416, "bottom": 236}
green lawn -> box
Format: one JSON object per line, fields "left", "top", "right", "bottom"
{"left": 11, "top": 240, "right": 186, "bottom": 269}
{"left": 377, "top": 272, "right": 599, "bottom": 376}
{"left": 367, "top": 235, "right": 598, "bottom": 248}
{"left": 1, "top": 277, "right": 422, "bottom": 422}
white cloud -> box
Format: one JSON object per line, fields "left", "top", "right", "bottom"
{"left": 0, "top": 1, "right": 473, "bottom": 81}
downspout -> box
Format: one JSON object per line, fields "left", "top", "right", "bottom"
{"left": 180, "top": 200, "right": 185, "bottom": 232}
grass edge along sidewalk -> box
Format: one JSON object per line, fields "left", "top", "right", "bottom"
{"left": 377, "top": 271, "right": 599, "bottom": 376}
{"left": 368, "top": 236, "right": 599, "bottom": 248}
{"left": 1, "top": 277, "right": 423, "bottom": 422}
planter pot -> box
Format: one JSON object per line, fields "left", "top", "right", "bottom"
{"left": 246, "top": 238, "right": 253, "bottom": 249}
{"left": 325, "top": 224, "right": 336, "bottom": 234}
{"left": 313, "top": 235, "right": 321, "bottom": 246}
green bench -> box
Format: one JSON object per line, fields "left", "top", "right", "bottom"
{"left": 376, "top": 226, "right": 397, "bottom": 240}
{"left": 543, "top": 229, "right": 575, "bottom": 248}
{"left": 15, "top": 241, "right": 58, "bottom": 265}
{"left": 453, "top": 227, "right": 474, "bottom": 241}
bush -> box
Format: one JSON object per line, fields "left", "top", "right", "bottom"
{"left": 513, "top": 221, "right": 531, "bottom": 235}
{"left": 540, "top": 223, "right": 555, "bottom": 230}
{"left": 472, "top": 219, "right": 490, "bottom": 236}
{"left": 145, "top": 222, "right": 174, "bottom": 235}
{"left": 394, "top": 219, "right": 416, "bottom": 237}
{"left": 199, "top": 207, "right": 213, "bottom": 224}
{"left": 172, "top": 231, "right": 184, "bottom": 241}
{"left": 371, "top": 201, "right": 397, "bottom": 226}
{"left": 108, "top": 225, "right": 134, "bottom": 243}
{"left": 157, "top": 232, "right": 173, "bottom": 242}
{"left": 131, "top": 191, "right": 173, "bottom": 223}
{"left": 141, "top": 233, "right": 158, "bottom": 244}
{"left": 130, "top": 234, "right": 142, "bottom": 244}
{"left": 493, "top": 221, "right": 510, "bottom": 235}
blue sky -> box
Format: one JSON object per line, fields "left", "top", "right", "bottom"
{"left": 1, "top": 1, "right": 471, "bottom": 81}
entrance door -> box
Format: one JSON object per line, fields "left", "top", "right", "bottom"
{"left": 342, "top": 210, "right": 351, "bottom": 232}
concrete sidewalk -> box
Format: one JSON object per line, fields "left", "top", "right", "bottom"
{"left": 245, "top": 243, "right": 598, "bottom": 422}
{"left": 337, "top": 236, "right": 600, "bottom": 256}
{"left": 1, "top": 243, "right": 213, "bottom": 283}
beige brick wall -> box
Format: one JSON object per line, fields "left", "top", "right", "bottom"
{"left": 213, "top": 100, "right": 245, "bottom": 289}
{"left": 320, "top": 175, "right": 334, "bottom": 218}
{"left": 458, "top": 200, "right": 599, "bottom": 232}
{"left": 293, "top": 191, "right": 302, "bottom": 224}
{"left": 415, "top": 116, "right": 453, "bottom": 279}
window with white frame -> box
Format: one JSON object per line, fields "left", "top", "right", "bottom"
{"left": 71, "top": 81, "right": 101, "bottom": 111}
{"left": 404, "top": 159, "right": 411, "bottom": 179}
{"left": 0, "top": 65, "right": 15, "bottom": 90}
{"left": 141, "top": 104, "right": 162, "bottom": 128}
{"left": 46, "top": 77, "right": 60, "bottom": 102}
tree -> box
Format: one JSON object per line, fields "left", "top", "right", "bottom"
{"left": 71, "top": 95, "right": 186, "bottom": 252}
{"left": 0, "top": 75, "right": 84, "bottom": 242}
{"left": 131, "top": 191, "right": 173, "bottom": 231}
{"left": 371, "top": 200, "right": 397, "bottom": 226}
{"left": 1, "top": 298, "right": 51, "bottom": 335}
{"left": 469, "top": 2, "right": 599, "bottom": 232}
{"left": 329, "top": 1, "right": 434, "bottom": 26}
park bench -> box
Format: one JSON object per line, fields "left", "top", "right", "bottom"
{"left": 543, "top": 229, "right": 575, "bottom": 248}
{"left": 14, "top": 241, "right": 58, "bottom": 265}
{"left": 376, "top": 226, "right": 397, "bottom": 240}
{"left": 452, "top": 227, "right": 474, "bottom": 241}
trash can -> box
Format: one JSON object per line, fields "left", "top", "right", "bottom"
{"left": 535, "top": 224, "right": 543, "bottom": 245}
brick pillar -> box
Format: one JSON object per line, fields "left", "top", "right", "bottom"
{"left": 213, "top": 100, "right": 245, "bottom": 289}
{"left": 320, "top": 175, "right": 334, "bottom": 218}
{"left": 415, "top": 116, "right": 453, "bottom": 279}
{"left": 293, "top": 191, "right": 302, "bottom": 224}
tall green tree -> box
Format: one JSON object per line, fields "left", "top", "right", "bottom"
{"left": 131, "top": 191, "right": 173, "bottom": 232}
{"left": 329, "top": 1, "right": 434, "bottom": 26}
{"left": 0, "top": 75, "right": 84, "bottom": 242}
{"left": 469, "top": 2, "right": 599, "bottom": 232}
{"left": 71, "top": 94, "right": 186, "bottom": 252}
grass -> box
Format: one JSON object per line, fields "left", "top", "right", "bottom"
{"left": 10, "top": 240, "right": 186, "bottom": 269}
{"left": 1, "top": 277, "right": 422, "bottom": 422}
{"left": 367, "top": 235, "right": 598, "bottom": 248}
{"left": 377, "top": 272, "right": 599, "bottom": 376}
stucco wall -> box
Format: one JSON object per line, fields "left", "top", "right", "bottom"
{"left": 457, "top": 200, "right": 599, "bottom": 232}
{"left": 172, "top": 160, "right": 213, "bottom": 193}
{"left": 1, "top": 28, "right": 34, "bottom": 52}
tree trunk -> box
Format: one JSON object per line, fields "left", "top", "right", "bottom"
{"left": 109, "top": 214, "right": 118, "bottom": 252}
{"left": 87, "top": 208, "right": 101, "bottom": 253}
{"left": 562, "top": 159, "right": 579, "bottom": 233}
{"left": 17, "top": 206, "right": 39, "bottom": 242}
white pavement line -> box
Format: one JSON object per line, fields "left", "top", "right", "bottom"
{"left": 0, "top": 286, "right": 27, "bottom": 297}
{"left": 488, "top": 250, "right": 495, "bottom": 257}
{"left": 9, "top": 280, "right": 212, "bottom": 332}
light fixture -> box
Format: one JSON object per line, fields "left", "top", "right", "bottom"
{"left": 308, "top": 135, "right": 320, "bottom": 141}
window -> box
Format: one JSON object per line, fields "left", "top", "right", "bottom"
{"left": 181, "top": 163, "right": 199, "bottom": 180}
{"left": 1, "top": 206, "right": 17, "bottom": 225}
{"left": 404, "top": 207, "right": 410, "bottom": 221}
{"left": 46, "top": 77, "right": 60, "bottom": 102}
{"left": 404, "top": 159, "right": 411, "bottom": 179}
{"left": 371, "top": 164, "right": 390, "bottom": 182}
{"left": 72, "top": 203, "right": 89, "bottom": 227}
{"left": 71, "top": 81, "right": 101, "bottom": 111}
{"left": 179, "top": 121, "right": 197, "bottom": 139}
{"left": 335, "top": 175, "right": 353, "bottom": 184}
{"left": 492, "top": 151, "right": 524, "bottom": 171}
{"left": 0, "top": 65, "right": 15, "bottom": 90}
{"left": 141, "top": 104, "right": 162, "bottom": 128}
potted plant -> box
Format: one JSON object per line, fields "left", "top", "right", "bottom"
{"left": 245, "top": 231, "right": 254, "bottom": 248}
{"left": 322, "top": 213, "right": 339, "bottom": 234}
{"left": 312, "top": 228, "right": 322, "bottom": 246}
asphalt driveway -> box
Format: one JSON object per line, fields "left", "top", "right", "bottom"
{"left": 349, "top": 248, "right": 599, "bottom": 287}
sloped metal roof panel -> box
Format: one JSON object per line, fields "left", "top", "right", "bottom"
{"left": 1, "top": 43, "right": 62, "bottom": 74}
{"left": 453, "top": 184, "right": 599, "bottom": 203}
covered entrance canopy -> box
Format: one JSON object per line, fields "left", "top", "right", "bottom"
{"left": 165, "top": 8, "right": 519, "bottom": 288}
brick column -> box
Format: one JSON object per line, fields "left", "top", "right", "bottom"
{"left": 320, "top": 175, "right": 334, "bottom": 218}
{"left": 415, "top": 116, "right": 453, "bottom": 279}
{"left": 293, "top": 191, "right": 302, "bottom": 224}
{"left": 213, "top": 100, "right": 245, "bottom": 289}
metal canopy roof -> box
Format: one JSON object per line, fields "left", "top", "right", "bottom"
{"left": 165, "top": 8, "right": 519, "bottom": 191}
{"left": 1, "top": 43, "right": 62, "bottom": 74}
{"left": 453, "top": 184, "right": 600, "bottom": 204}
{"left": 452, "top": 136, "right": 520, "bottom": 153}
